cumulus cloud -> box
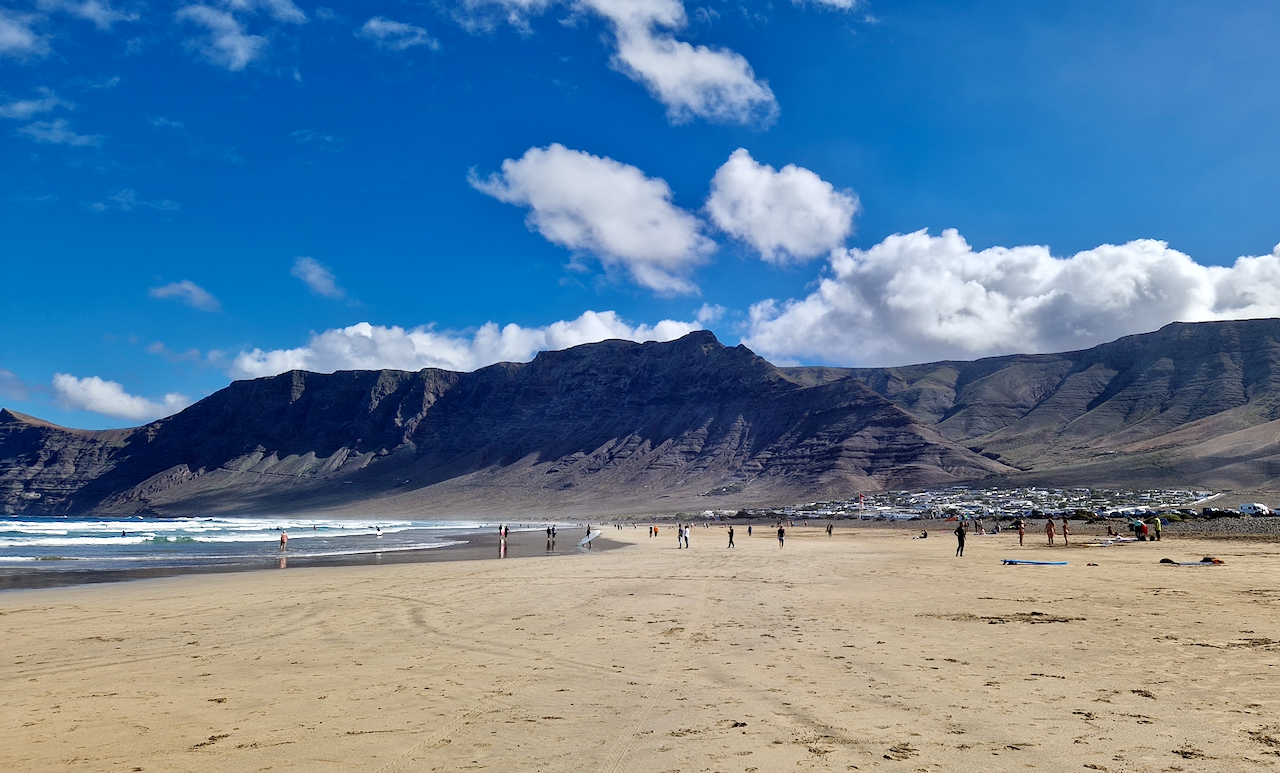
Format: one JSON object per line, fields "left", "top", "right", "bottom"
{"left": 16, "top": 118, "right": 101, "bottom": 146}
{"left": 0, "top": 9, "right": 48, "bottom": 59}
{"left": 470, "top": 143, "right": 714, "bottom": 294}
{"left": 90, "top": 189, "right": 180, "bottom": 212}
{"left": 357, "top": 16, "right": 438, "bottom": 51}
{"left": 291, "top": 256, "right": 346, "bottom": 299}
{"left": 149, "top": 280, "right": 221, "bottom": 311}
{"left": 706, "top": 148, "right": 859, "bottom": 264}
{"left": 0, "top": 87, "right": 72, "bottom": 120}
{"left": 229, "top": 311, "right": 702, "bottom": 378}
{"left": 177, "top": 5, "right": 268, "bottom": 70}
{"left": 52, "top": 374, "right": 192, "bottom": 422}
{"left": 745, "top": 229, "right": 1280, "bottom": 366}
{"left": 596, "top": 0, "right": 778, "bottom": 125}
{"left": 36, "top": 0, "right": 138, "bottom": 29}
{"left": 459, "top": 0, "right": 776, "bottom": 125}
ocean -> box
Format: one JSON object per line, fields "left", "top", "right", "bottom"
{"left": 0, "top": 516, "right": 571, "bottom": 589}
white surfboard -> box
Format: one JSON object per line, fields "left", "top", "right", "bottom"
{"left": 577, "top": 530, "right": 601, "bottom": 548}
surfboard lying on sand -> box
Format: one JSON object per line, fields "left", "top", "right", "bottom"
{"left": 577, "top": 530, "right": 601, "bottom": 548}
{"left": 1002, "top": 559, "right": 1068, "bottom": 565}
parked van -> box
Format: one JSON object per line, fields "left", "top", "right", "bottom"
{"left": 1240, "top": 503, "right": 1271, "bottom": 516}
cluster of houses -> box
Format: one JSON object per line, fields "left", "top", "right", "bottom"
{"left": 722, "top": 487, "right": 1280, "bottom": 521}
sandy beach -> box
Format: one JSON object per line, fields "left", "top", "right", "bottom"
{"left": 4, "top": 524, "right": 1280, "bottom": 772}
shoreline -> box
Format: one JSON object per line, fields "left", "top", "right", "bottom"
{"left": 0, "top": 528, "right": 622, "bottom": 592}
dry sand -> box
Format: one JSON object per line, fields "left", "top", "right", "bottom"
{"left": 4, "top": 525, "right": 1280, "bottom": 772}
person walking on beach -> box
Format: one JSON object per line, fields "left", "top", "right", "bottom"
{"left": 777, "top": 525, "right": 785, "bottom": 548}
{"left": 747, "top": 525, "right": 752, "bottom": 537}
{"left": 1045, "top": 518, "right": 1056, "bottom": 546}
{"left": 1061, "top": 517, "right": 1070, "bottom": 546}
{"left": 954, "top": 522, "right": 966, "bottom": 557}
{"left": 826, "top": 522, "right": 834, "bottom": 537}
{"left": 727, "top": 526, "right": 735, "bottom": 548}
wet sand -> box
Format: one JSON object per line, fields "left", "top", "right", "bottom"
{"left": 0, "top": 528, "right": 615, "bottom": 591}
{"left": 3, "top": 525, "right": 1280, "bottom": 771}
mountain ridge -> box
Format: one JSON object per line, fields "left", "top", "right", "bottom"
{"left": 0, "top": 331, "right": 1007, "bottom": 517}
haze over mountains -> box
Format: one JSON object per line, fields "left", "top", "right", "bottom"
{"left": 4, "top": 319, "right": 1280, "bottom": 517}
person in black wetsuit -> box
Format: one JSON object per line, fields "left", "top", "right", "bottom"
{"left": 954, "top": 522, "right": 966, "bottom": 557}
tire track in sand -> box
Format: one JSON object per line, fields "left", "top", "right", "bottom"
{"left": 600, "top": 574, "right": 715, "bottom": 773}
{"left": 372, "top": 579, "right": 661, "bottom": 773}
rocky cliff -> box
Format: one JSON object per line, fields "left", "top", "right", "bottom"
{"left": 0, "top": 332, "right": 1007, "bottom": 517}
{"left": 823, "top": 318, "right": 1280, "bottom": 489}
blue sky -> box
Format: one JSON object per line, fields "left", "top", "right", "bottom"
{"left": 3, "top": 0, "right": 1279, "bottom": 428}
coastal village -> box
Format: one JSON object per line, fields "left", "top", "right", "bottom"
{"left": 720, "top": 486, "right": 1272, "bottom": 522}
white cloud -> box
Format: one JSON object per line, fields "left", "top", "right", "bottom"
{"left": 596, "top": 0, "right": 778, "bottom": 125}
{"left": 229, "top": 311, "right": 702, "bottom": 378}
{"left": 745, "top": 228, "right": 1280, "bottom": 366}
{"left": 357, "top": 16, "right": 438, "bottom": 51}
{"left": 90, "top": 189, "right": 180, "bottom": 212}
{"left": 797, "top": 0, "right": 858, "bottom": 9}
{"left": 37, "top": 0, "right": 139, "bottom": 29}
{"left": 0, "top": 9, "right": 48, "bottom": 59}
{"left": 0, "top": 87, "right": 72, "bottom": 120}
{"left": 459, "top": 0, "right": 776, "bottom": 125}
{"left": 470, "top": 143, "right": 714, "bottom": 295}
{"left": 706, "top": 148, "right": 859, "bottom": 264}
{"left": 16, "top": 118, "right": 101, "bottom": 146}
{"left": 177, "top": 5, "right": 268, "bottom": 71}
{"left": 695, "top": 302, "right": 725, "bottom": 323}
{"left": 222, "top": 0, "right": 306, "bottom": 23}
{"left": 149, "top": 280, "right": 221, "bottom": 311}
{"left": 52, "top": 373, "right": 192, "bottom": 422}
{"left": 291, "top": 256, "right": 346, "bottom": 299}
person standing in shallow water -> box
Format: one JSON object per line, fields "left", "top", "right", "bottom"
{"left": 954, "top": 522, "right": 966, "bottom": 557}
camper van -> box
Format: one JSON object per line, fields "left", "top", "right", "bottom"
{"left": 1240, "top": 503, "right": 1272, "bottom": 516}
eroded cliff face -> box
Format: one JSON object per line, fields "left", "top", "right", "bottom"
{"left": 0, "top": 332, "right": 1007, "bottom": 516}
{"left": 829, "top": 318, "right": 1280, "bottom": 488}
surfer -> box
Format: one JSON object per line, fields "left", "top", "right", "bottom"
{"left": 954, "top": 522, "right": 966, "bottom": 557}
{"left": 727, "top": 525, "right": 735, "bottom": 548}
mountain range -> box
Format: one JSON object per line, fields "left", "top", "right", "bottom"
{"left": 4, "top": 319, "right": 1280, "bottom": 517}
